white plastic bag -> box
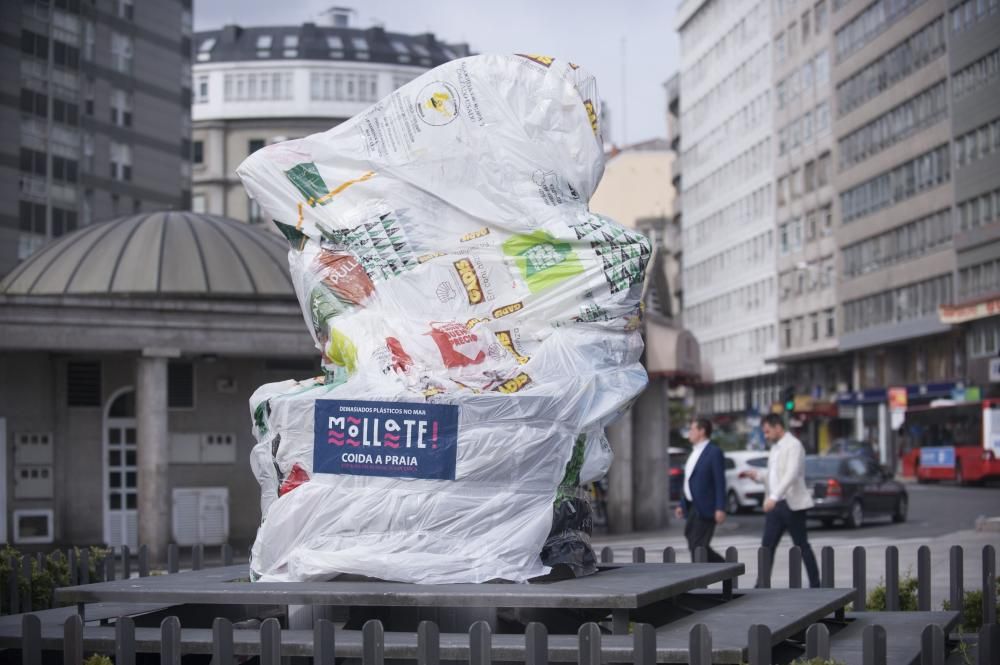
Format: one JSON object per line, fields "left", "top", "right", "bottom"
{"left": 239, "top": 54, "right": 649, "bottom": 584}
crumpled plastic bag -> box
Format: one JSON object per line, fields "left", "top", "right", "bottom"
{"left": 238, "top": 53, "right": 650, "bottom": 584}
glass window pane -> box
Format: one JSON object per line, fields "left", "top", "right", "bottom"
{"left": 125, "top": 428, "right": 136, "bottom": 444}
{"left": 109, "top": 428, "right": 121, "bottom": 444}
{"left": 109, "top": 450, "right": 121, "bottom": 466}
{"left": 126, "top": 450, "right": 136, "bottom": 466}
{"left": 110, "top": 472, "right": 121, "bottom": 488}
{"left": 126, "top": 493, "right": 137, "bottom": 509}
{"left": 110, "top": 493, "right": 122, "bottom": 509}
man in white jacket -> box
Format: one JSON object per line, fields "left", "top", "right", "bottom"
{"left": 752, "top": 412, "right": 820, "bottom": 588}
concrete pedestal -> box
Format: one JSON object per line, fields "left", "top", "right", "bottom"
{"left": 605, "top": 409, "right": 634, "bottom": 534}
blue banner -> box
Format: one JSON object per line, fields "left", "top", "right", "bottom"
{"left": 920, "top": 446, "right": 955, "bottom": 468}
{"left": 313, "top": 399, "right": 459, "bottom": 480}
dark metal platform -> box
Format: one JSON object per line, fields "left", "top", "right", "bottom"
{"left": 55, "top": 562, "right": 744, "bottom": 611}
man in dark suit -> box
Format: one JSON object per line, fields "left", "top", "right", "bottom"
{"left": 673, "top": 418, "right": 726, "bottom": 562}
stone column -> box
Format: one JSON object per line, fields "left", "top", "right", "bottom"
{"left": 605, "top": 410, "right": 633, "bottom": 534}
{"left": 632, "top": 378, "right": 669, "bottom": 530}
{"left": 137, "top": 350, "right": 174, "bottom": 563}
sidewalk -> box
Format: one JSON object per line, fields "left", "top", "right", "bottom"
{"left": 594, "top": 524, "right": 1000, "bottom": 607}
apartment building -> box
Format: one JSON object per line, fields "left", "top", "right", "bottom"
{"left": 676, "top": 0, "right": 782, "bottom": 417}
{"left": 831, "top": 0, "right": 961, "bottom": 457}
{"left": 941, "top": 0, "right": 1000, "bottom": 394}
{"left": 191, "top": 13, "right": 468, "bottom": 223}
{"left": 0, "top": 0, "right": 192, "bottom": 277}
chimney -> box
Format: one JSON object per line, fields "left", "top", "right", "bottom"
{"left": 322, "top": 6, "right": 354, "bottom": 28}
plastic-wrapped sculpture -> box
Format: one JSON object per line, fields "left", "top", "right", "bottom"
{"left": 238, "top": 54, "right": 650, "bottom": 584}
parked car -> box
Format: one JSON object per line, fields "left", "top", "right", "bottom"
{"left": 668, "top": 446, "right": 688, "bottom": 502}
{"left": 723, "top": 450, "right": 770, "bottom": 513}
{"left": 826, "top": 438, "right": 878, "bottom": 462}
{"left": 805, "top": 454, "right": 908, "bottom": 528}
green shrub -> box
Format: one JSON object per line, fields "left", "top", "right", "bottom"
{"left": 83, "top": 655, "right": 113, "bottom": 665}
{"left": 0, "top": 545, "right": 112, "bottom": 613}
{"left": 866, "top": 574, "right": 919, "bottom": 611}
{"left": 942, "top": 580, "right": 1000, "bottom": 632}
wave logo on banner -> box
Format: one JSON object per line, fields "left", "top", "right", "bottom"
{"left": 314, "top": 399, "right": 459, "bottom": 479}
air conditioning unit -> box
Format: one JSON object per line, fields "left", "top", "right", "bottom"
{"left": 171, "top": 487, "right": 229, "bottom": 546}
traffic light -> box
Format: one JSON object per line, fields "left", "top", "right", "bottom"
{"left": 782, "top": 386, "right": 795, "bottom": 412}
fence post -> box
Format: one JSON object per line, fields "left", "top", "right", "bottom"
{"left": 79, "top": 549, "right": 89, "bottom": 586}
{"left": 222, "top": 542, "right": 234, "bottom": 567}
{"left": 663, "top": 546, "right": 676, "bottom": 563}
{"left": 138, "top": 545, "right": 149, "bottom": 577}
{"left": 63, "top": 614, "right": 83, "bottom": 665}
{"left": 122, "top": 545, "right": 131, "bottom": 580}
{"left": 917, "top": 545, "right": 931, "bottom": 611}
{"left": 21, "top": 556, "right": 33, "bottom": 613}
{"left": 632, "top": 547, "right": 646, "bottom": 563}
{"left": 747, "top": 624, "right": 771, "bottom": 665}
{"left": 22, "top": 614, "right": 42, "bottom": 665}
{"left": 161, "top": 616, "right": 181, "bottom": 665}
{"left": 853, "top": 546, "right": 867, "bottom": 611}
{"left": 315, "top": 618, "right": 336, "bottom": 665}
{"left": 417, "top": 620, "right": 440, "bottom": 665}
{"left": 983, "top": 544, "right": 996, "bottom": 627}
{"left": 600, "top": 547, "right": 613, "bottom": 563}
{"left": 805, "top": 623, "right": 830, "bottom": 660}
{"left": 950, "top": 545, "right": 964, "bottom": 616}
{"left": 192, "top": 543, "right": 204, "bottom": 571}
{"left": 470, "top": 621, "right": 492, "bottom": 665}
{"left": 633, "top": 623, "right": 656, "bottom": 665}
{"left": 167, "top": 544, "right": 179, "bottom": 574}
{"left": 726, "top": 547, "right": 739, "bottom": 589}
{"left": 362, "top": 619, "right": 384, "bottom": 665}
{"left": 524, "top": 622, "right": 546, "bottom": 665}
{"left": 8, "top": 556, "right": 19, "bottom": 615}
{"left": 757, "top": 547, "right": 771, "bottom": 589}
{"left": 261, "top": 616, "right": 281, "bottom": 665}
{"left": 919, "top": 624, "right": 944, "bottom": 665}
{"left": 116, "top": 615, "right": 136, "bottom": 665}
{"left": 789, "top": 546, "right": 803, "bottom": 588}
{"left": 978, "top": 624, "right": 1000, "bottom": 665}
{"left": 104, "top": 554, "right": 115, "bottom": 582}
{"left": 689, "top": 624, "right": 711, "bottom": 665}
{"left": 822, "top": 546, "right": 835, "bottom": 588}
{"left": 885, "top": 546, "right": 900, "bottom": 611}
{"left": 68, "top": 549, "right": 78, "bottom": 586}
{"left": 577, "top": 622, "right": 601, "bottom": 665}
{"left": 694, "top": 546, "right": 707, "bottom": 563}
{"left": 862, "top": 624, "right": 886, "bottom": 665}
{"left": 213, "top": 617, "right": 234, "bottom": 665}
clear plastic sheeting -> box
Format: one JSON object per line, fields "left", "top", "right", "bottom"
{"left": 238, "top": 53, "right": 650, "bottom": 584}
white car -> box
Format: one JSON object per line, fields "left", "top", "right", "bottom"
{"left": 724, "top": 450, "right": 770, "bottom": 514}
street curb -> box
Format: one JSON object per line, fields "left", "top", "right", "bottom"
{"left": 974, "top": 515, "right": 1000, "bottom": 532}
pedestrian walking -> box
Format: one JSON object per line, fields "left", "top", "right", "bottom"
{"left": 751, "top": 413, "right": 820, "bottom": 587}
{"left": 674, "top": 417, "right": 726, "bottom": 562}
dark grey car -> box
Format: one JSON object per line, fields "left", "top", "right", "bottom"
{"left": 806, "top": 454, "right": 908, "bottom": 528}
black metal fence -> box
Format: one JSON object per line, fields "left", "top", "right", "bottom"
{"left": 3, "top": 542, "right": 998, "bottom": 664}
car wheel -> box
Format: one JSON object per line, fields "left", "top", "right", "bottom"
{"left": 846, "top": 500, "right": 864, "bottom": 529}
{"left": 726, "top": 491, "right": 741, "bottom": 515}
{"left": 892, "top": 495, "right": 907, "bottom": 523}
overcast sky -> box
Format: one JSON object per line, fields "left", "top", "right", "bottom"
{"left": 194, "top": 0, "right": 681, "bottom": 146}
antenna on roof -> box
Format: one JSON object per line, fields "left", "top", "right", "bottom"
{"left": 320, "top": 6, "right": 355, "bottom": 28}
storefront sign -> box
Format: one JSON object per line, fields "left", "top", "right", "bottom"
{"left": 939, "top": 296, "right": 1000, "bottom": 324}
{"left": 888, "top": 387, "right": 908, "bottom": 410}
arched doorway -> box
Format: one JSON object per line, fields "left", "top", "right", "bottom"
{"left": 104, "top": 387, "right": 138, "bottom": 548}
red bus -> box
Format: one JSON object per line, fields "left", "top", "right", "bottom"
{"left": 899, "top": 398, "right": 1000, "bottom": 484}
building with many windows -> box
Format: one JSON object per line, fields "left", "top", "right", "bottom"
{"left": 190, "top": 13, "right": 469, "bottom": 223}
{"left": 0, "top": 0, "right": 192, "bottom": 278}
{"left": 676, "top": 0, "right": 782, "bottom": 419}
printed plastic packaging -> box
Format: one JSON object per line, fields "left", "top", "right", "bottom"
{"left": 238, "top": 53, "right": 650, "bottom": 584}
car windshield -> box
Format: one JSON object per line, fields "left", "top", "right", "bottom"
{"left": 805, "top": 457, "right": 843, "bottom": 476}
